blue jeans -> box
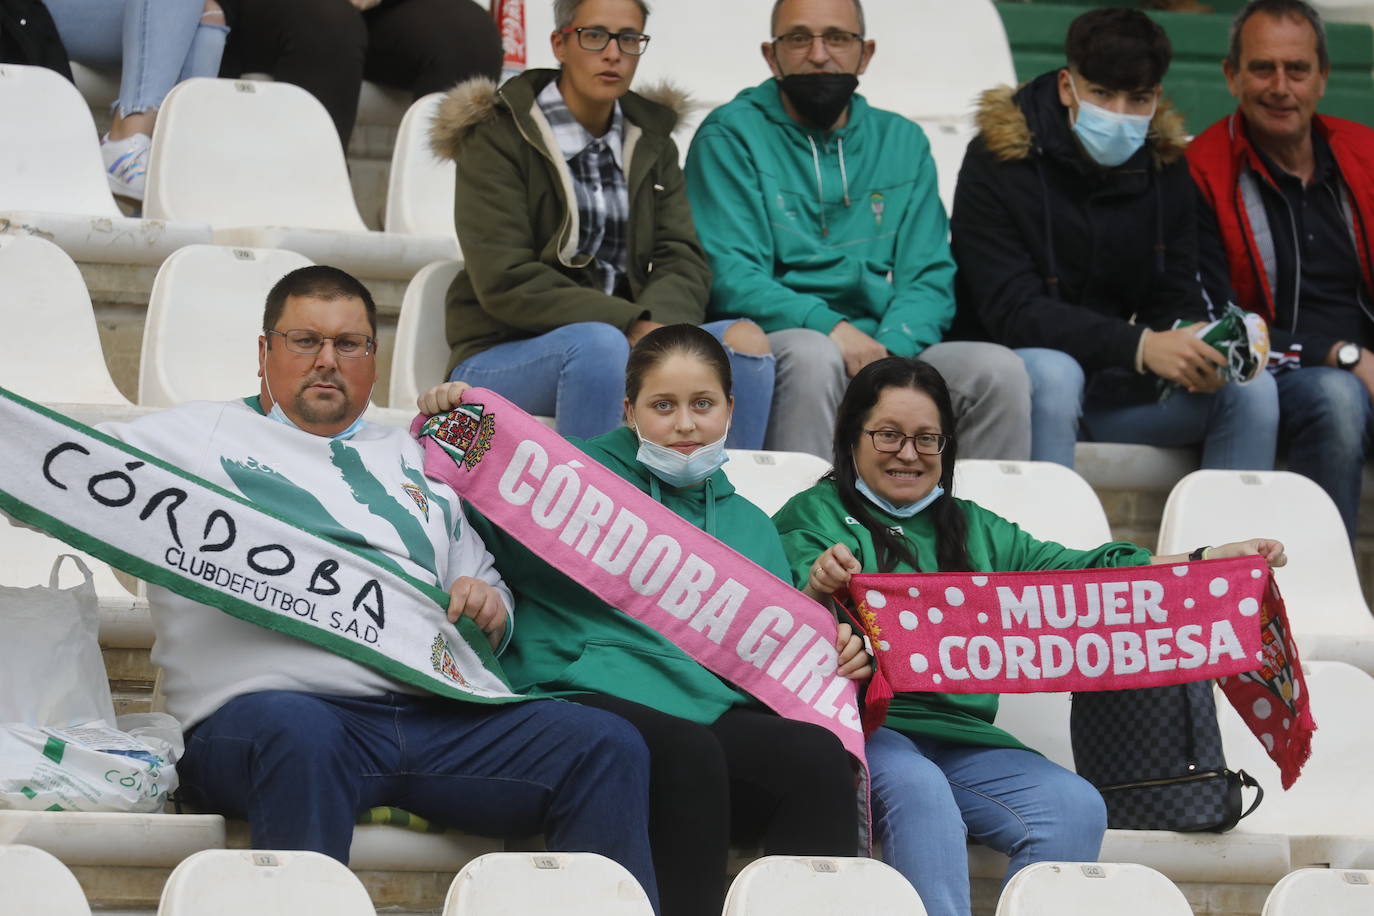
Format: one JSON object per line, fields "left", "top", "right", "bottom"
{"left": 1016, "top": 347, "right": 1279, "bottom": 470}
{"left": 1277, "top": 367, "right": 1373, "bottom": 541}
{"left": 46, "top": 0, "right": 227, "bottom": 116}
{"left": 177, "top": 691, "right": 659, "bottom": 912}
{"left": 452, "top": 320, "right": 775, "bottom": 447}
{"left": 868, "top": 727, "right": 1106, "bottom": 916}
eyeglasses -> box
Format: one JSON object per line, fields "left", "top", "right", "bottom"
{"left": 773, "top": 29, "right": 864, "bottom": 54}
{"left": 864, "top": 429, "right": 949, "bottom": 455}
{"left": 267, "top": 329, "right": 376, "bottom": 358}
{"left": 560, "top": 26, "right": 651, "bottom": 56}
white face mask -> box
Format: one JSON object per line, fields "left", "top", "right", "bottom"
{"left": 631, "top": 420, "right": 731, "bottom": 488}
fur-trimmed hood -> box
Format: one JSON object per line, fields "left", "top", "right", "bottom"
{"left": 429, "top": 68, "right": 698, "bottom": 161}
{"left": 974, "top": 74, "right": 1189, "bottom": 170}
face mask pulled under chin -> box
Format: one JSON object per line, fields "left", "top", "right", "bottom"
{"left": 264, "top": 376, "right": 370, "bottom": 441}
{"left": 777, "top": 72, "right": 859, "bottom": 129}
{"left": 632, "top": 423, "right": 730, "bottom": 488}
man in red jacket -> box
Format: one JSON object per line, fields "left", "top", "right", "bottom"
{"left": 1190, "top": 0, "right": 1374, "bottom": 541}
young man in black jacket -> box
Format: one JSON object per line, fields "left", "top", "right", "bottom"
{"left": 950, "top": 7, "right": 1278, "bottom": 470}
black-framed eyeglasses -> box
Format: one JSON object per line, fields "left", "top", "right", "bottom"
{"left": 772, "top": 29, "right": 864, "bottom": 53}
{"left": 864, "top": 429, "right": 949, "bottom": 455}
{"left": 560, "top": 26, "right": 651, "bottom": 56}
{"left": 266, "top": 329, "right": 376, "bottom": 358}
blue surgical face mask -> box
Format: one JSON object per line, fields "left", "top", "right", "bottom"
{"left": 264, "top": 377, "right": 370, "bottom": 441}
{"left": 855, "top": 474, "right": 945, "bottom": 519}
{"left": 632, "top": 422, "right": 730, "bottom": 488}
{"left": 1068, "top": 75, "right": 1155, "bottom": 168}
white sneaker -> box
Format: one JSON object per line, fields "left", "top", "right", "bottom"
{"left": 101, "top": 132, "right": 150, "bottom": 200}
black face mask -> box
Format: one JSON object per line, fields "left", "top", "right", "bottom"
{"left": 777, "top": 73, "right": 860, "bottom": 129}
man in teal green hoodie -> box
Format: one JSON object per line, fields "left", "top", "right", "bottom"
{"left": 684, "top": 0, "right": 1031, "bottom": 461}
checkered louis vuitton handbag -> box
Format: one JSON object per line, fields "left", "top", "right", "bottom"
{"left": 1069, "top": 681, "right": 1264, "bottom": 832}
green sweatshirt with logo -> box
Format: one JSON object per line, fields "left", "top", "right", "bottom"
{"left": 684, "top": 79, "right": 956, "bottom": 356}
{"left": 467, "top": 425, "right": 796, "bottom": 723}
{"left": 772, "top": 479, "right": 1152, "bottom": 749}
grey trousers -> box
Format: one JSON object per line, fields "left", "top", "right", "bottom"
{"left": 764, "top": 329, "right": 1032, "bottom": 462}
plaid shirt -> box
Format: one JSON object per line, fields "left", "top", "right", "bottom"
{"left": 536, "top": 80, "right": 629, "bottom": 296}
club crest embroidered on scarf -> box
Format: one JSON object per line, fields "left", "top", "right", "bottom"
{"left": 430, "top": 633, "right": 471, "bottom": 687}
{"left": 420, "top": 403, "right": 496, "bottom": 471}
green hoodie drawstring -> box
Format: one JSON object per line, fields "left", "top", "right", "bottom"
{"left": 646, "top": 471, "right": 718, "bottom": 537}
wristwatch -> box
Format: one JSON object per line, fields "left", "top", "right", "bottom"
{"left": 1337, "top": 342, "right": 1362, "bottom": 370}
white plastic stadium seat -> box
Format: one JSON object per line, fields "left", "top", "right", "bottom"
{"left": 1156, "top": 470, "right": 1374, "bottom": 674}
{"left": 0, "top": 810, "right": 225, "bottom": 869}
{"left": 523, "top": 1, "right": 558, "bottom": 70}
{"left": 1217, "top": 661, "right": 1374, "bottom": 868}
{"left": 0, "top": 235, "right": 132, "bottom": 406}
{"left": 139, "top": 245, "right": 314, "bottom": 407}
{"left": 913, "top": 116, "right": 974, "bottom": 217}
{"left": 860, "top": 0, "right": 1016, "bottom": 122}
{"left": 443, "top": 852, "right": 654, "bottom": 916}
{"left": 140, "top": 244, "right": 418, "bottom": 429}
{"left": 1310, "top": 1, "right": 1374, "bottom": 27}
{"left": 384, "top": 93, "right": 462, "bottom": 255}
{"left": 72, "top": 64, "right": 410, "bottom": 131}
{"left": 0, "top": 844, "right": 92, "bottom": 916}
{"left": 0, "top": 64, "right": 211, "bottom": 265}
{"left": 953, "top": 460, "right": 1113, "bottom": 548}
{"left": 390, "top": 259, "right": 463, "bottom": 410}
{"left": 993, "top": 690, "right": 1076, "bottom": 771}
{"left": 144, "top": 78, "right": 453, "bottom": 280}
{"left": 1261, "top": 867, "right": 1374, "bottom": 915}
{"left": 390, "top": 259, "right": 554, "bottom": 427}
{"left": 619, "top": 0, "right": 767, "bottom": 149}
{"left": 723, "top": 450, "right": 831, "bottom": 517}
{"left": 722, "top": 855, "right": 927, "bottom": 916}
{"left": 158, "top": 849, "right": 374, "bottom": 915}
{"left": 995, "top": 861, "right": 1191, "bottom": 915}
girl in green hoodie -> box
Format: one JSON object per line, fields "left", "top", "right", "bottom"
{"left": 434, "top": 325, "right": 868, "bottom": 916}
{"left": 772, "top": 356, "right": 1287, "bottom": 916}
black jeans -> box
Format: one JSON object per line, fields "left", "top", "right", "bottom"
{"left": 572, "top": 693, "right": 859, "bottom": 916}
{"left": 217, "top": 0, "right": 501, "bottom": 145}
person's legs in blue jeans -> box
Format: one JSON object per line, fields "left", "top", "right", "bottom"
{"left": 451, "top": 323, "right": 630, "bottom": 439}
{"left": 701, "top": 319, "right": 775, "bottom": 450}
{"left": 919, "top": 738, "right": 1106, "bottom": 886}
{"left": 1081, "top": 371, "right": 1279, "bottom": 470}
{"left": 1014, "top": 348, "right": 1084, "bottom": 467}
{"left": 176, "top": 691, "right": 658, "bottom": 911}
{"left": 868, "top": 728, "right": 1107, "bottom": 916}
{"left": 45, "top": 0, "right": 222, "bottom": 114}
{"left": 867, "top": 727, "right": 972, "bottom": 916}
{"left": 1277, "top": 367, "right": 1374, "bottom": 541}
{"left": 120, "top": 0, "right": 224, "bottom": 113}
{"left": 177, "top": 691, "right": 376, "bottom": 861}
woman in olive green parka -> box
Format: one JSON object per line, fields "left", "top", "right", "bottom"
{"left": 428, "top": 1, "right": 774, "bottom": 447}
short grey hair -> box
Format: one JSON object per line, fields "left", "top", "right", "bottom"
{"left": 1228, "top": 0, "right": 1328, "bottom": 72}
{"left": 553, "top": 0, "right": 650, "bottom": 32}
{"left": 769, "top": 0, "right": 865, "bottom": 37}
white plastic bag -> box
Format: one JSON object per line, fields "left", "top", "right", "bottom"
{"left": 0, "top": 554, "right": 117, "bottom": 727}
{"left": 0, "top": 713, "right": 181, "bottom": 812}
{"left": 0, "top": 554, "right": 182, "bottom": 812}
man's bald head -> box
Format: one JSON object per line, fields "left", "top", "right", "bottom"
{"left": 770, "top": 0, "right": 865, "bottom": 36}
